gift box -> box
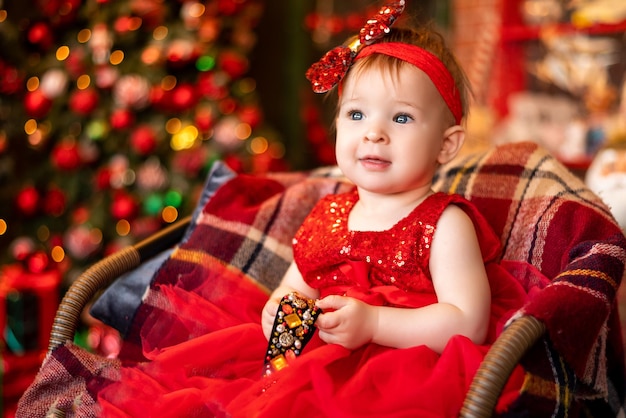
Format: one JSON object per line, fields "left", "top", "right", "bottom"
{"left": 0, "top": 264, "right": 62, "bottom": 417}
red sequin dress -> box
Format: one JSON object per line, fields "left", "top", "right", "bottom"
{"left": 99, "top": 190, "right": 534, "bottom": 418}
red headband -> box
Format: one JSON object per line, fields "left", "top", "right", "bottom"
{"left": 305, "top": 0, "right": 463, "bottom": 124}
{"left": 356, "top": 43, "right": 463, "bottom": 124}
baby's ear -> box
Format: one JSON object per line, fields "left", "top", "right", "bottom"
{"left": 437, "top": 125, "right": 465, "bottom": 165}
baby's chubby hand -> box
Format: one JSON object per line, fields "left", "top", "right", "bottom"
{"left": 315, "top": 295, "right": 377, "bottom": 350}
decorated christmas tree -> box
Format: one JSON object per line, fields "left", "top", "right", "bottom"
{"left": 0, "top": 0, "right": 288, "bottom": 283}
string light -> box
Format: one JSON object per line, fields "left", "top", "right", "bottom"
{"left": 171, "top": 125, "right": 199, "bottom": 150}
{"left": 161, "top": 75, "right": 177, "bottom": 90}
{"left": 196, "top": 55, "right": 215, "bottom": 71}
{"left": 77, "top": 74, "right": 91, "bottom": 89}
{"left": 116, "top": 219, "right": 131, "bottom": 236}
{"left": 56, "top": 46, "right": 70, "bottom": 61}
{"left": 26, "top": 77, "right": 39, "bottom": 91}
{"left": 77, "top": 28, "right": 91, "bottom": 43}
{"left": 51, "top": 246, "right": 65, "bottom": 262}
{"left": 24, "top": 119, "right": 38, "bottom": 135}
{"left": 162, "top": 206, "right": 178, "bottom": 223}
{"left": 142, "top": 46, "right": 160, "bottom": 65}
{"left": 166, "top": 118, "right": 182, "bottom": 134}
{"left": 153, "top": 25, "right": 168, "bottom": 41}
{"left": 110, "top": 50, "right": 124, "bottom": 65}
{"left": 234, "top": 122, "right": 251, "bottom": 140}
{"left": 250, "top": 136, "right": 268, "bottom": 154}
{"left": 187, "top": 2, "right": 205, "bottom": 18}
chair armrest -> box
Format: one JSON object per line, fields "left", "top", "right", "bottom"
{"left": 460, "top": 315, "right": 546, "bottom": 418}
{"left": 47, "top": 216, "right": 192, "bottom": 352}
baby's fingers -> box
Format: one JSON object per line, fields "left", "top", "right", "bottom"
{"left": 316, "top": 311, "right": 340, "bottom": 330}
{"left": 315, "top": 294, "right": 349, "bottom": 310}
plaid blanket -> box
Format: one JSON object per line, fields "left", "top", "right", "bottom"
{"left": 433, "top": 142, "right": 626, "bottom": 416}
{"left": 18, "top": 142, "right": 626, "bottom": 417}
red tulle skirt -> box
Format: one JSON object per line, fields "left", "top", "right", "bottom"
{"left": 98, "top": 260, "right": 544, "bottom": 418}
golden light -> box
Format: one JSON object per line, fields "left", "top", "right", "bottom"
{"left": 28, "top": 130, "right": 44, "bottom": 147}
{"left": 165, "top": 118, "right": 182, "bottom": 134}
{"left": 250, "top": 136, "right": 269, "bottom": 155}
{"left": 77, "top": 74, "right": 91, "bottom": 89}
{"left": 171, "top": 125, "right": 199, "bottom": 150}
{"left": 77, "top": 28, "right": 91, "bottom": 43}
{"left": 235, "top": 122, "right": 252, "bottom": 140}
{"left": 162, "top": 206, "right": 178, "bottom": 223}
{"left": 0, "top": 10, "right": 7, "bottom": 22}
{"left": 26, "top": 77, "right": 39, "bottom": 91}
{"left": 51, "top": 246, "right": 65, "bottom": 263}
{"left": 24, "top": 119, "right": 38, "bottom": 135}
{"left": 116, "top": 219, "right": 131, "bottom": 236}
{"left": 56, "top": 45, "right": 70, "bottom": 61}
{"left": 153, "top": 26, "right": 168, "bottom": 41}
{"left": 188, "top": 3, "right": 206, "bottom": 17}
{"left": 161, "top": 75, "right": 177, "bottom": 90}
{"left": 128, "top": 17, "right": 142, "bottom": 31}
{"left": 90, "top": 228, "right": 103, "bottom": 245}
{"left": 142, "top": 46, "right": 160, "bottom": 65}
{"left": 0, "top": 219, "right": 7, "bottom": 235}
{"left": 110, "top": 50, "right": 124, "bottom": 65}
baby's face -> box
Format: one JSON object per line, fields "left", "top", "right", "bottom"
{"left": 334, "top": 63, "right": 452, "bottom": 195}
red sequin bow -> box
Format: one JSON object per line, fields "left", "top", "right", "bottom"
{"left": 305, "top": 0, "right": 406, "bottom": 93}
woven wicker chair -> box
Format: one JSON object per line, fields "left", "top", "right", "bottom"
{"left": 22, "top": 142, "right": 626, "bottom": 417}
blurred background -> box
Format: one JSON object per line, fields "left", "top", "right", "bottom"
{"left": 1, "top": 0, "right": 625, "bottom": 415}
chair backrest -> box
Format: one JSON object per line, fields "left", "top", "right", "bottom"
{"left": 435, "top": 141, "right": 626, "bottom": 415}
{"left": 433, "top": 141, "right": 617, "bottom": 279}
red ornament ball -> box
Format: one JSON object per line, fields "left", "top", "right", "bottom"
{"left": 110, "top": 108, "right": 135, "bottom": 130}
{"left": 72, "top": 206, "right": 91, "bottom": 224}
{"left": 52, "top": 141, "right": 82, "bottom": 170}
{"left": 16, "top": 186, "right": 40, "bottom": 216}
{"left": 0, "top": 62, "right": 23, "bottom": 95}
{"left": 28, "top": 22, "right": 54, "bottom": 50}
{"left": 69, "top": 88, "right": 99, "bottom": 115}
{"left": 238, "top": 106, "right": 262, "bottom": 129}
{"left": 27, "top": 251, "right": 49, "bottom": 273}
{"left": 95, "top": 167, "right": 112, "bottom": 190}
{"left": 43, "top": 187, "right": 67, "bottom": 216}
{"left": 24, "top": 90, "right": 53, "bottom": 118}
{"left": 110, "top": 192, "right": 138, "bottom": 220}
{"left": 130, "top": 125, "right": 158, "bottom": 155}
{"left": 171, "top": 84, "right": 198, "bottom": 112}
{"left": 64, "top": 50, "right": 87, "bottom": 78}
{"left": 219, "top": 51, "right": 248, "bottom": 79}
{"left": 195, "top": 107, "right": 214, "bottom": 132}
{"left": 198, "top": 72, "right": 227, "bottom": 100}
{"left": 36, "top": 0, "right": 81, "bottom": 24}
{"left": 217, "top": 0, "right": 245, "bottom": 16}
{"left": 149, "top": 85, "right": 171, "bottom": 111}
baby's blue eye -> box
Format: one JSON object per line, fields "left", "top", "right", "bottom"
{"left": 394, "top": 114, "right": 411, "bottom": 124}
{"left": 348, "top": 111, "right": 363, "bottom": 121}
